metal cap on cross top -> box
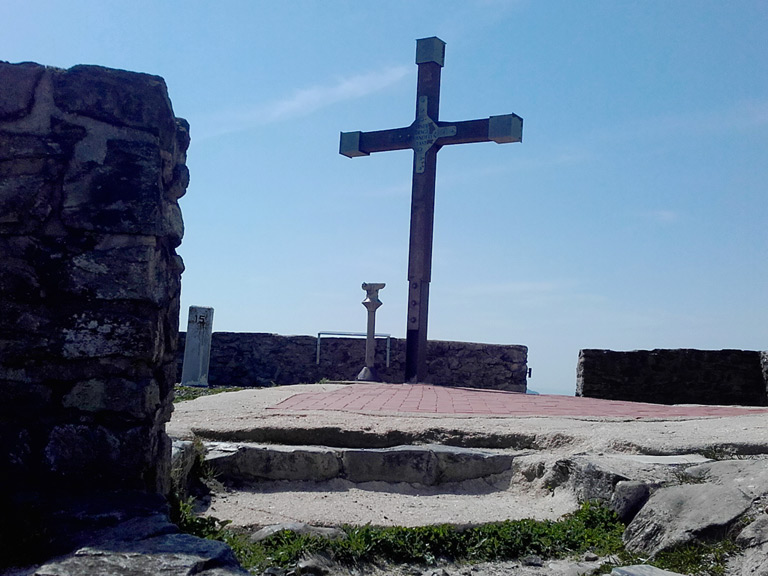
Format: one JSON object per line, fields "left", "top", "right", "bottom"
{"left": 415, "top": 37, "right": 445, "bottom": 67}
{"left": 339, "top": 37, "right": 523, "bottom": 383}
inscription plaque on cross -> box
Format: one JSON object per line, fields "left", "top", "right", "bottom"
{"left": 340, "top": 36, "right": 523, "bottom": 383}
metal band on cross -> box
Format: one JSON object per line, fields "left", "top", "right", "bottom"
{"left": 340, "top": 37, "right": 523, "bottom": 383}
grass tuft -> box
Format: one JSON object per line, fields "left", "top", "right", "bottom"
{"left": 173, "top": 385, "right": 244, "bottom": 402}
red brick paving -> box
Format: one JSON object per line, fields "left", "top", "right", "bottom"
{"left": 270, "top": 383, "right": 768, "bottom": 419}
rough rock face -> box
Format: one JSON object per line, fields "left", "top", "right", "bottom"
{"left": 178, "top": 332, "right": 529, "bottom": 391}
{"left": 0, "top": 61, "right": 188, "bottom": 565}
{"left": 4, "top": 491, "right": 248, "bottom": 575}
{"left": 623, "top": 483, "right": 752, "bottom": 556}
{"left": 683, "top": 459, "right": 768, "bottom": 499}
{"left": 577, "top": 349, "right": 768, "bottom": 405}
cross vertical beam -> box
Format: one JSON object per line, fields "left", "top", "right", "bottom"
{"left": 340, "top": 37, "right": 522, "bottom": 383}
{"left": 406, "top": 46, "right": 442, "bottom": 383}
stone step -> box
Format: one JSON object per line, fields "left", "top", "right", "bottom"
{"left": 202, "top": 442, "right": 516, "bottom": 486}
{"left": 612, "top": 566, "right": 685, "bottom": 576}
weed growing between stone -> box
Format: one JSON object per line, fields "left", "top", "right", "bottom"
{"left": 173, "top": 501, "right": 626, "bottom": 573}
{"left": 653, "top": 540, "right": 740, "bottom": 576}
{"left": 170, "top": 495, "right": 232, "bottom": 540}
{"left": 590, "top": 536, "right": 743, "bottom": 576}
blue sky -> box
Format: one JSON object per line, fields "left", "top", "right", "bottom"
{"left": 3, "top": 1, "right": 766, "bottom": 395}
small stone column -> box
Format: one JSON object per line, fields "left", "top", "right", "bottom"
{"left": 181, "top": 306, "right": 214, "bottom": 387}
{"left": 357, "top": 283, "right": 385, "bottom": 381}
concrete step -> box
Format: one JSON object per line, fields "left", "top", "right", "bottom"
{"left": 202, "top": 442, "right": 516, "bottom": 486}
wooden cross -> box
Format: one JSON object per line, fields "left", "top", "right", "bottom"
{"left": 340, "top": 37, "right": 523, "bottom": 383}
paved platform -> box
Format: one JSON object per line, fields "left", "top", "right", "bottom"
{"left": 169, "top": 383, "right": 768, "bottom": 456}
{"left": 169, "top": 383, "right": 768, "bottom": 531}
{"left": 271, "top": 383, "right": 768, "bottom": 419}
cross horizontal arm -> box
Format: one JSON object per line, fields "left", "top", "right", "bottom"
{"left": 359, "top": 127, "right": 413, "bottom": 153}
{"left": 340, "top": 127, "right": 412, "bottom": 157}
{"left": 340, "top": 113, "right": 522, "bottom": 158}
{"left": 436, "top": 119, "right": 492, "bottom": 146}
{"left": 437, "top": 113, "right": 523, "bottom": 147}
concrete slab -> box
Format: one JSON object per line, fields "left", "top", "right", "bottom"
{"left": 202, "top": 476, "right": 578, "bottom": 528}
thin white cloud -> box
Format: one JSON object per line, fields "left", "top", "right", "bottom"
{"left": 343, "top": 180, "right": 412, "bottom": 199}
{"left": 595, "top": 99, "right": 768, "bottom": 145}
{"left": 262, "top": 66, "right": 410, "bottom": 122}
{"left": 445, "top": 280, "right": 565, "bottom": 297}
{"left": 738, "top": 99, "right": 768, "bottom": 127}
{"left": 195, "top": 66, "right": 410, "bottom": 142}
{"left": 439, "top": 278, "right": 604, "bottom": 313}
{"left": 649, "top": 209, "right": 679, "bottom": 224}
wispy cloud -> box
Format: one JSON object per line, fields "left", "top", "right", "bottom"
{"left": 195, "top": 66, "right": 410, "bottom": 142}
{"left": 346, "top": 180, "right": 412, "bottom": 199}
{"left": 262, "top": 66, "right": 409, "bottom": 122}
{"left": 595, "top": 99, "right": 768, "bottom": 145}
{"left": 441, "top": 278, "right": 603, "bottom": 310}
{"left": 737, "top": 99, "right": 768, "bottom": 127}
{"left": 444, "top": 280, "right": 569, "bottom": 298}
{"left": 649, "top": 209, "right": 679, "bottom": 224}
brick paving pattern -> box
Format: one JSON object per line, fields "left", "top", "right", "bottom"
{"left": 270, "top": 383, "right": 768, "bottom": 419}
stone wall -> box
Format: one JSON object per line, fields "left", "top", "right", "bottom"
{"left": 577, "top": 349, "right": 768, "bottom": 406}
{"left": 0, "top": 61, "right": 188, "bottom": 506}
{"left": 178, "top": 332, "right": 528, "bottom": 391}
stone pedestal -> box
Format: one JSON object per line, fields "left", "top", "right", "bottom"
{"left": 357, "top": 283, "right": 385, "bottom": 381}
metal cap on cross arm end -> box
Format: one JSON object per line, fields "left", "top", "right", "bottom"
{"left": 340, "top": 131, "right": 369, "bottom": 158}
{"left": 488, "top": 114, "right": 523, "bottom": 144}
{"left": 416, "top": 37, "right": 446, "bottom": 67}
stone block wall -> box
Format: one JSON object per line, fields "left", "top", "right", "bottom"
{"left": 178, "top": 332, "right": 528, "bottom": 392}
{"left": 577, "top": 349, "right": 768, "bottom": 406}
{"left": 0, "top": 62, "right": 189, "bottom": 501}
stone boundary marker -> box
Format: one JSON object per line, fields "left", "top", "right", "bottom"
{"left": 270, "top": 383, "right": 768, "bottom": 418}
{"left": 181, "top": 305, "right": 214, "bottom": 386}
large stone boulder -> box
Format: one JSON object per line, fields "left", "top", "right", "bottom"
{"left": 623, "top": 483, "right": 752, "bottom": 556}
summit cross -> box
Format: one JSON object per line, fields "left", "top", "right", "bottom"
{"left": 340, "top": 36, "right": 523, "bottom": 383}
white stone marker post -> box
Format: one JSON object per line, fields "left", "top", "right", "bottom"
{"left": 357, "top": 283, "right": 385, "bottom": 381}
{"left": 181, "top": 306, "right": 214, "bottom": 387}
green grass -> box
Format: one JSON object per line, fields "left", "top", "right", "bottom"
{"left": 171, "top": 497, "right": 744, "bottom": 575}
{"left": 173, "top": 501, "right": 626, "bottom": 573}
{"left": 173, "top": 385, "right": 244, "bottom": 402}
